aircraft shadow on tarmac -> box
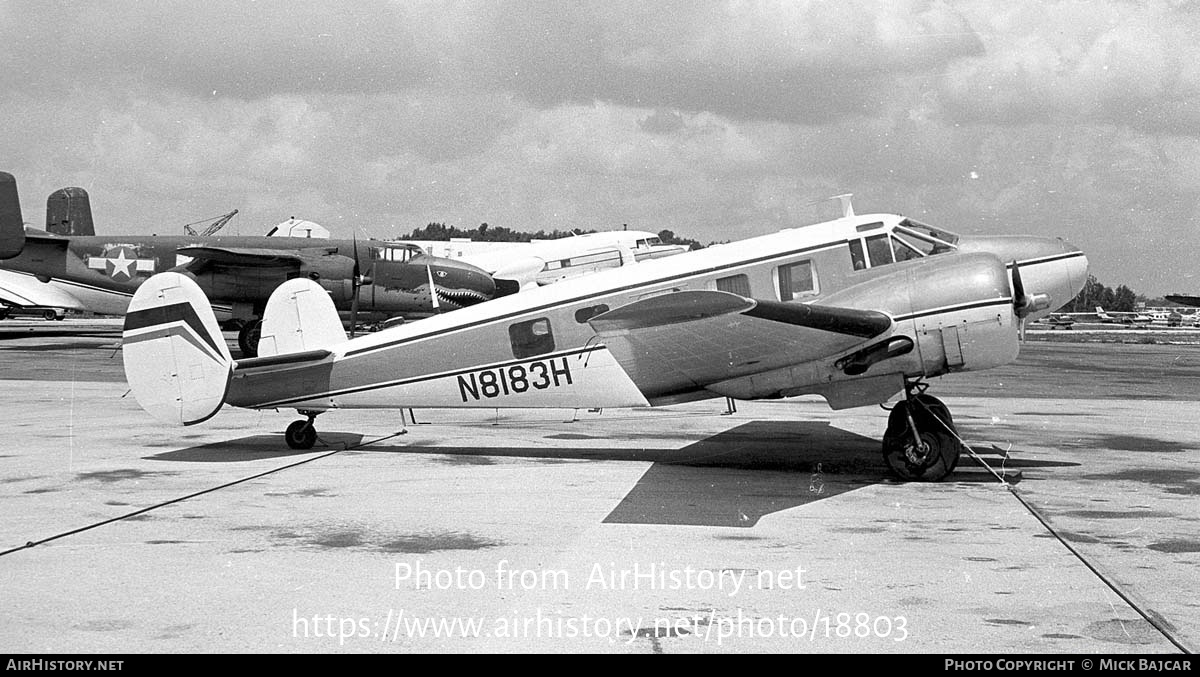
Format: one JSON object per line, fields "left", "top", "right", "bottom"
{"left": 145, "top": 421, "right": 1079, "bottom": 528}
{"left": 145, "top": 433, "right": 366, "bottom": 462}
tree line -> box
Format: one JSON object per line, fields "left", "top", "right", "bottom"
{"left": 1062, "top": 274, "right": 1177, "bottom": 312}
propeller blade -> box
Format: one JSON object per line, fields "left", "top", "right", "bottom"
{"left": 350, "top": 235, "right": 361, "bottom": 337}
{"left": 426, "top": 264, "right": 441, "bottom": 313}
{"left": 1011, "top": 260, "right": 1026, "bottom": 313}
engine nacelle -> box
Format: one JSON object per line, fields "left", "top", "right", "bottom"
{"left": 710, "top": 253, "right": 1020, "bottom": 409}
{"left": 820, "top": 252, "right": 1019, "bottom": 379}
{"left": 298, "top": 255, "right": 356, "bottom": 304}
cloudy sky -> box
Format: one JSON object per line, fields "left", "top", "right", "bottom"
{"left": 2, "top": 0, "right": 1198, "bottom": 295}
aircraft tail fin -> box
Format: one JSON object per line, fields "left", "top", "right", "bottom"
{"left": 122, "top": 272, "right": 233, "bottom": 425}
{"left": 0, "top": 171, "right": 26, "bottom": 259}
{"left": 256, "top": 278, "right": 347, "bottom": 358}
{"left": 45, "top": 187, "right": 95, "bottom": 236}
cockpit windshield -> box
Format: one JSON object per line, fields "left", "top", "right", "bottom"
{"left": 894, "top": 218, "right": 959, "bottom": 256}
{"left": 372, "top": 242, "right": 425, "bottom": 262}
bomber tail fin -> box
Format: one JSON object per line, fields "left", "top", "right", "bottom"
{"left": 0, "top": 172, "right": 26, "bottom": 259}
{"left": 122, "top": 272, "right": 233, "bottom": 425}
{"left": 256, "top": 278, "right": 347, "bottom": 357}
{"left": 45, "top": 187, "right": 95, "bottom": 236}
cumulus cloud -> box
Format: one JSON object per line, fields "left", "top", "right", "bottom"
{"left": 0, "top": 0, "right": 1197, "bottom": 293}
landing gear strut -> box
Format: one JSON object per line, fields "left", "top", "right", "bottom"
{"left": 881, "top": 381, "right": 961, "bottom": 481}
{"left": 285, "top": 412, "right": 320, "bottom": 450}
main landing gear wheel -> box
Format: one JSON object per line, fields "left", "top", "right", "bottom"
{"left": 285, "top": 419, "right": 318, "bottom": 450}
{"left": 237, "top": 319, "right": 262, "bottom": 358}
{"left": 882, "top": 393, "right": 961, "bottom": 481}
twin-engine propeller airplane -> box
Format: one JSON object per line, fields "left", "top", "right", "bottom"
{"left": 122, "top": 200, "right": 1087, "bottom": 481}
{"left": 0, "top": 172, "right": 497, "bottom": 355}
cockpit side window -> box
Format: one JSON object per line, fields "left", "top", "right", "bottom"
{"left": 848, "top": 240, "right": 867, "bottom": 270}
{"left": 891, "top": 235, "right": 922, "bottom": 262}
{"left": 893, "top": 227, "right": 957, "bottom": 256}
{"left": 898, "top": 218, "right": 959, "bottom": 246}
{"left": 372, "top": 245, "right": 416, "bottom": 262}
{"left": 865, "top": 234, "right": 893, "bottom": 266}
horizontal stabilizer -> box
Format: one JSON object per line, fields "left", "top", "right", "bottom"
{"left": 122, "top": 272, "right": 232, "bottom": 425}
{"left": 0, "top": 270, "right": 87, "bottom": 310}
{"left": 256, "top": 278, "right": 347, "bottom": 358}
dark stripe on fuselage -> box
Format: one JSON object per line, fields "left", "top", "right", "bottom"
{"left": 1004, "top": 252, "right": 1086, "bottom": 268}
{"left": 255, "top": 345, "right": 605, "bottom": 408}
{"left": 124, "top": 302, "right": 223, "bottom": 358}
{"left": 345, "top": 239, "right": 851, "bottom": 358}
{"left": 892, "top": 298, "right": 1012, "bottom": 323}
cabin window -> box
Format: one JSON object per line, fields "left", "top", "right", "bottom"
{"left": 865, "top": 234, "right": 894, "bottom": 266}
{"left": 574, "top": 304, "right": 610, "bottom": 324}
{"left": 716, "top": 274, "right": 751, "bottom": 296}
{"left": 509, "top": 318, "right": 555, "bottom": 358}
{"left": 848, "top": 240, "right": 866, "bottom": 270}
{"left": 777, "top": 261, "right": 816, "bottom": 301}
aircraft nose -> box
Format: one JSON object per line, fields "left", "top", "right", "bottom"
{"left": 428, "top": 258, "right": 497, "bottom": 307}
{"left": 955, "top": 234, "right": 1089, "bottom": 319}
{"left": 1059, "top": 238, "right": 1088, "bottom": 304}
{"left": 1013, "top": 237, "right": 1089, "bottom": 320}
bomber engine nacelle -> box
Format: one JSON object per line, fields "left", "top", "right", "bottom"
{"left": 297, "top": 254, "right": 356, "bottom": 304}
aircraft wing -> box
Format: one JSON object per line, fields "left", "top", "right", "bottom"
{"left": 0, "top": 269, "right": 86, "bottom": 309}
{"left": 174, "top": 245, "right": 340, "bottom": 268}
{"left": 588, "top": 290, "right": 893, "bottom": 390}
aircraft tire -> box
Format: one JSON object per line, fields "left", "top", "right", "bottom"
{"left": 285, "top": 420, "right": 317, "bottom": 450}
{"left": 882, "top": 395, "right": 961, "bottom": 481}
{"left": 237, "top": 319, "right": 261, "bottom": 358}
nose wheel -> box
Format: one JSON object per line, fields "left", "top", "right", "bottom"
{"left": 285, "top": 413, "right": 320, "bottom": 450}
{"left": 881, "top": 387, "right": 961, "bottom": 481}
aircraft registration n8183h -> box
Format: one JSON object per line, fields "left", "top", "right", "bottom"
{"left": 122, "top": 205, "right": 1087, "bottom": 481}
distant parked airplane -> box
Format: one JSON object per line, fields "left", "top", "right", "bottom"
{"left": 1094, "top": 306, "right": 1152, "bottom": 328}
{"left": 0, "top": 172, "right": 497, "bottom": 355}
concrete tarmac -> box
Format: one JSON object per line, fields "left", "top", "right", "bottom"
{"left": 0, "top": 321, "right": 1197, "bottom": 653}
